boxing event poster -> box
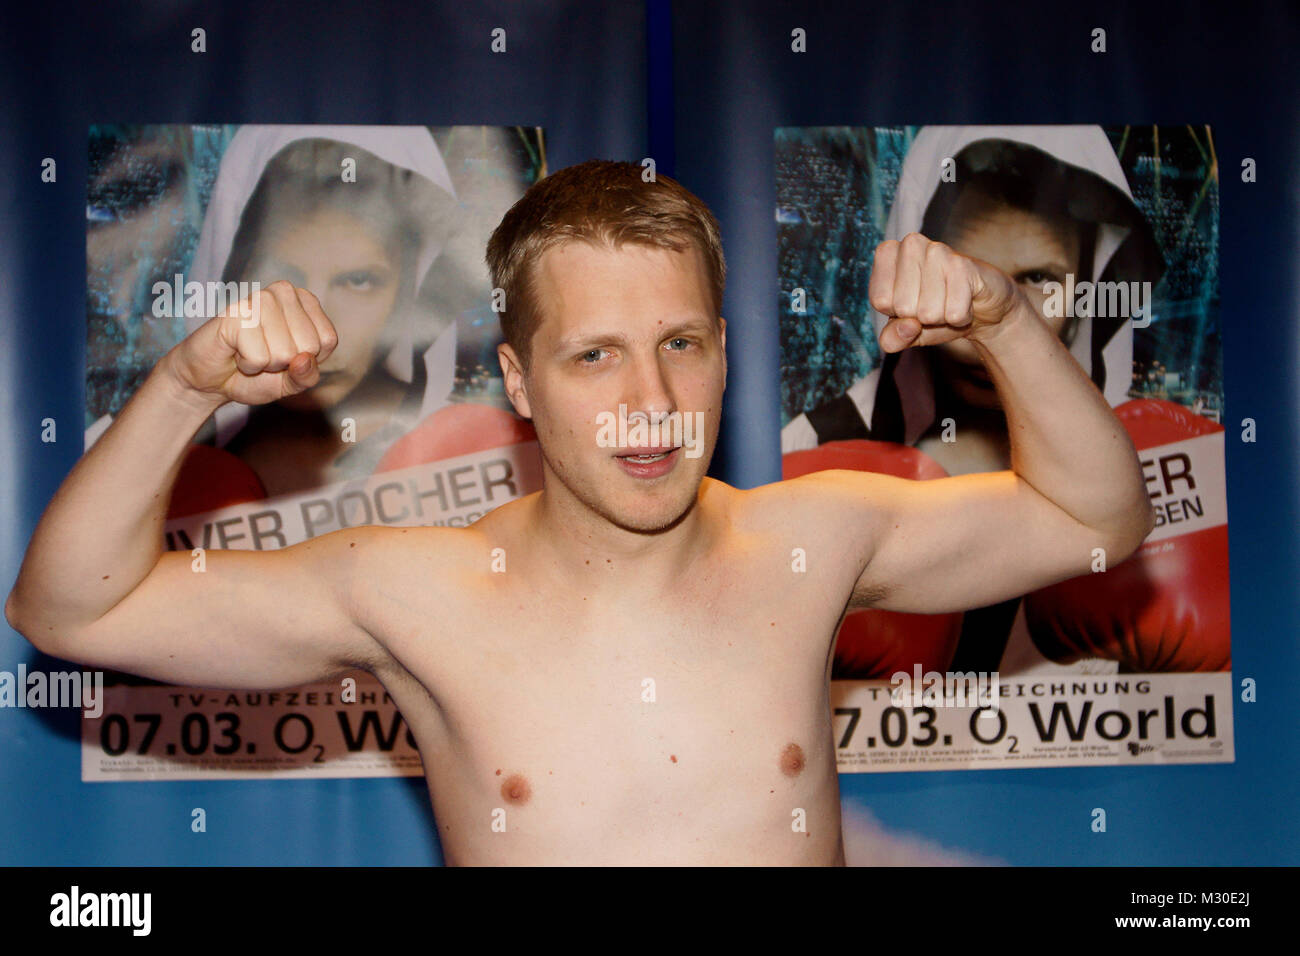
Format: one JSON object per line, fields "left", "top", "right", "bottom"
{"left": 778, "top": 125, "right": 1230, "bottom": 771}
{"left": 81, "top": 125, "right": 546, "bottom": 781}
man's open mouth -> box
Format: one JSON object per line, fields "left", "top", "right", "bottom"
{"left": 616, "top": 448, "right": 678, "bottom": 463}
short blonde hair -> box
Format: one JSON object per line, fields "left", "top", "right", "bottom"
{"left": 486, "top": 159, "right": 725, "bottom": 369}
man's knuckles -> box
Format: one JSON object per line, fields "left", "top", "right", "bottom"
{"left": 263, "top": 278, "right": 298, "bottom": 300}
{"left": 898, "top": 231, "right": 929, "bottom": 256}
{"left": 234, "top": 352, "right": 269, "bottom": 376}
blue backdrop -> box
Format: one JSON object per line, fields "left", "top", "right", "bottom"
{"left": 2, "top": 0, "right": 1296, "bottom": 865}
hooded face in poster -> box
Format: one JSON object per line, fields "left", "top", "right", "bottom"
{"left": 185, "top": 125, "right": 462, "bottom": 494}
{"left": 777, "top": 125, "right": 1229, "bottom": 689}
{"left": 87, "top": 124, "right": 546, "bottom": 502}
{"left": 782, "top": 125, "right": 1165, "bottom": 464}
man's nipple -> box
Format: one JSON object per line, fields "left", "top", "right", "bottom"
{"left": 779, "top": 742, "right": 806, "bottom": 778}
{"left": 500, "top": 773, "right": 532, "bottom": 805}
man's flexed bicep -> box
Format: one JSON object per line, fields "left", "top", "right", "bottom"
{"left": 809, "top": 468, "right": 1150, "bottom": 617}
{"left": 24, "top": 526, "right": 390, "bottom": 691}
{"left": 3, "top": 278, "right": 356, "bottom": 687}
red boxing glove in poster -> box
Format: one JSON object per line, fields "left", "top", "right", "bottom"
{"left": 168, "top": 443, "right": 268, "bottom": 519}
{"left": 374, "top": 403, "right": 537, "bottom": 473}
{"left": 1024, "top": 399, "right": 1230, "bottom": 672}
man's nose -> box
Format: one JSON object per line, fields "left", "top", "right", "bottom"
{"left": 623, "top": 351, "right": 676, "bottom": 421}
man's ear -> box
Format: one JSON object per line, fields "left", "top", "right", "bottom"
{"left": 497, "top": 343, "right": 533, "bottom": 419}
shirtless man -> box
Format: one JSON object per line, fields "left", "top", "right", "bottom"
{"left": 5, "top": 160, "right": 1154, "bottom": 865}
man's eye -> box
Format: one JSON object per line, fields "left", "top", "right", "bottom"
{"left": 666, "top": 337, "right": 693, "bottom": 351}
{"left": 1018, "top": 270, "right": 1054, "bottom": 287}
{"left": 580, "top": 349, "right": 607, "bottom": 363}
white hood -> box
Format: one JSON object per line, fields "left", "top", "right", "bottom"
{"left": 187, "top": 124, "right": 461, "bottom": 447}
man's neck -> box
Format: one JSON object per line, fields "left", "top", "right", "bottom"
{"left": 526, "top": 480, "right": 720, "bottom": 597}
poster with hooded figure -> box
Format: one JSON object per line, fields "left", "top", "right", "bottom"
{"left": 81, "top": 125, "right": 546, "bottom": 781}
{"left": 778, "top": 125, "right": 1230, "bottom": 771}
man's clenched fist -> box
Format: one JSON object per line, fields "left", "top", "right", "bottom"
{"left": 164, "top": 280, "right": 339, "bottom": 408}
{"left": 869, "top": 233, "right": 1024, "bottom": 353}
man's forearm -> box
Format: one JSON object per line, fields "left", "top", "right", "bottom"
{"left": 970, "top": 301, "right": 1155, "bottom": 547}
{"left": 6, "top": 351, "right": 225, "bottom": 635}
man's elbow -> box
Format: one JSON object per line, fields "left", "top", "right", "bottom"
{"left": 4, "top": 589, "right": 38, "bottom": 649}
{"left": 5, "top": 588, "right": 25, "bottom": 633}
{"left": 5, "top": 588, "right": 66, "bottom": 656}
{"left": 1106, "top": 499, "right": 1157, "bottom": 565}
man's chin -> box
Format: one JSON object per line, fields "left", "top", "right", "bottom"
{"left": 602, "top": 488, "right": 698, "bottom": 535}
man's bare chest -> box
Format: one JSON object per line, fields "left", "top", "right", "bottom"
{"left": 360, "top": 538, "right": 852, "bottom": 862}
{"left": 387, "top": 572, "right": 838, "bottom": 738}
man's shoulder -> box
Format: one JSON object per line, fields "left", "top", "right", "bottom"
{"left": 722, "top": 469, "right": 898, "bottom": 557}
{"left": 348, "top": 499, "right": 532, "bottom": 579}
{"left": 721, "top": 469, "right": 848, "bottom": 510}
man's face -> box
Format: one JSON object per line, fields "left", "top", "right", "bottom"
{"left": 499, "top": 241, "right": 726, "bottom": 534}
{"left": 934, "top": 189, "right": 1082, "bottom": 409}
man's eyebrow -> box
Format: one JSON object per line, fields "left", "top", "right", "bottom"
{"left": 660, "top": 317, "right": 718, "bottom": 336}
{"left": 554, "top": 318, "right": 717, "bottom": 353}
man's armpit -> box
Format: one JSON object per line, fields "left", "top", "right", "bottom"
{"left": 770, "top": 468, "right": 893, "bottom": 610}
{"left": 847, "top": 574, "right": 891, "bottom": 612}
